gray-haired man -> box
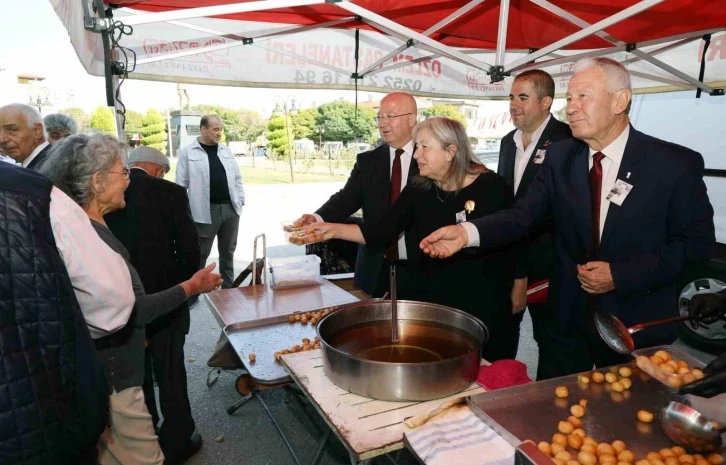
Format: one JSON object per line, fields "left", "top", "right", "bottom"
{"left": 0, "top": 103, "right": 50, "bottom": 170}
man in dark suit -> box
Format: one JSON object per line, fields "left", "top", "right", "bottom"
{"left": 105, "top": 146, "right": 202, "bottom": 464}
{"left": 421, "top": 57, "right": 714, "bottom": 376}
{"left": 296, "top": 92, "right": 419, "bottom": 297}
{"left": 0, "top": 103, "right": 52, "bottom": 170}
{"left": 498, "top": 69, "right": 572, "bottom": 379}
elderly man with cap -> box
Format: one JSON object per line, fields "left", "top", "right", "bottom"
{"left": 105, "top": 146, "right": 202, "bottom": 464}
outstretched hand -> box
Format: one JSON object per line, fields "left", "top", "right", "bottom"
{"left": 185, "top": 262, "right": 223, "bottom": 296}
{"left": 679, "top": 353, "right": 726, "bottom": 398}
{"left": 688, "top": 292, "right": 726, "bottom": 329}
{"left": 302, "top": 222, "right": 337, "bottom": 241}
{"left": 419, "top": 225, "right": 468, "bottom": 259}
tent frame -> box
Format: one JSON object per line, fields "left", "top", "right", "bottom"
{"left": 82, "top": 0, "right": 725, "bottom": 137}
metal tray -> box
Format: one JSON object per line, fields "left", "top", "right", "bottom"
{"left": 468, "top": 350, "right": 694, "bottom": 462}
{"left": 224, "top": 316, "right": 321, "bottom": 385}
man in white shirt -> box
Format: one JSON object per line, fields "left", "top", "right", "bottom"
{"left": 420, "top": 57, "right": 714, "bottom": 375}
{"left": 295, "top": 92, "right": 420, "bottom": 297}
{"left": 0, "top": 103, "right": 52, "bottom": 171}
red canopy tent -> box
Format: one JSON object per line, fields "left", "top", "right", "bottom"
{"left": 51, "top": 0, "right": 726, "bottom": 136}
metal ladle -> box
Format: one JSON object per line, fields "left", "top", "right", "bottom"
{"left": 594, "top": 312, "right": 691, "bottom": 354}
{"left": 660, "top": 401, "right": 725, "bottom": 453}
{"left": 390, "top": 265, "right": 398, "bottom": 343}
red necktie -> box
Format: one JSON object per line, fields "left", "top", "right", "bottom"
{"left": 385, "top": 148, "right": 405, "bottom": 261}
{"left": 590, "top": 152, "right": 606, "bottom": 250}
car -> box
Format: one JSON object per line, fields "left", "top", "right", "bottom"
{"left": 474, "top": 149, "right": 500, "bottom": 172}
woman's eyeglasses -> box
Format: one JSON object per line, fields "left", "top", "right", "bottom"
{"left": 107, "top": 168, "right": 131, "bottom": 179}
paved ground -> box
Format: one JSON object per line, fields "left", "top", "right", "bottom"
{"left": 167, "top": 182, "right": 715, "bottom": 465}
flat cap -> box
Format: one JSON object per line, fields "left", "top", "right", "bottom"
{"left": 128, "top": 146, "right": 170, "bottom": 172}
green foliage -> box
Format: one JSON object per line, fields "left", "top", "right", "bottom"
{"left": 316, "top": 101, "right": 376, "bottom": 144}
{"left": 141, "top": 109, "right": 167, "bottom": 154}
{"left": 421, "top": 105, "right": 468, "bottom": 128}
{"left": 553, "top": 103, "right": 568, "bottom": 123}
{"left": 89, "top": 106, "right": 116, "bottom": 135}
{"left": 290, "top": 108, "right": 317, "bottom": 140}
{"left": 192, "top": 105, "right": 267, "bottom": 144}
{"left": 266, "top": 115, "right": 290, "bottom": 159}
{"left": 61, "top": 107, "right": 90, "bottom": 132}
{"left": 124, "top": 110, "right": 144, "bottom": 143}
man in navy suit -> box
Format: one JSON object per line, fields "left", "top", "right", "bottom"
{"left": 498, "top": 70, "right": 572, "bottom": 379}
{"left": 296, "top": 92, "right": 420, "bottom": 298}
{"left": 420, "top": 57, "right": 714, "bottom": 376}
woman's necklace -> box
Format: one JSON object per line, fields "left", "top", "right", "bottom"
{"left": 434, "top": 183, "right": 452, "bottom": 203}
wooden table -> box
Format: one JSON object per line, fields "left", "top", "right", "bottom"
{"left": 205, "top": 279, "right": 359, "bottom": 329}
{"left": 281, "top": 350, "right": 486, "bottom": 463}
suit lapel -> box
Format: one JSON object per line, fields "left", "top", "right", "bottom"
{"left": 599, "top": 127, "right": 641, "bottom": 252}
{"left": 500, "top": 138, "right": 516, "bottom": 190}
{"left": 516, "top": 117, "right": 559, "bottom": 200}
{"left": 407, "top": 144, "right": 419, "bottom": 182}
{"left": 376, "top": 144, "right": 392, "bottom": 212}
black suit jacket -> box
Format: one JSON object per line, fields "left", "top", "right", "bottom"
{"left": 316, "top": 143, "right": 419, "bottom": 294}
{"left": 105, "top": 168, "right": 200, "bottom": 334}
{"left": 497, "top": 117, "right": 572, "bottom": 281}
{"left": 474, "top": 126, "right": 714, "bottom": 346}
{"left": 26, "top": 144, "right": 51, "bottom": 171}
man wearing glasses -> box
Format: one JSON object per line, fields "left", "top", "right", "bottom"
{"left": 295, "top": 92, "right": 419, "bottom": 298}
{"left": 105, "top": 146, "right": 202, "bottom": 464}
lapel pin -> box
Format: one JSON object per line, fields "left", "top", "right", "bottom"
{"left": 543, "top": 140, "right": 550, "bottom": 147}
{"left": 626, "top": 172, "right": 631, "bottom": 179}
{"left": 465, "top": 200, "right": 476, "bottom": 214}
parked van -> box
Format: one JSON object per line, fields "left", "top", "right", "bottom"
{"left": 630, "top": 90, "right": 726, "bottom": 352}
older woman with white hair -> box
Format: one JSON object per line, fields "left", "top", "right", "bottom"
{"left": 40, "top": 134, "right": 223, "bottom": 465}
{"left": 44, "top": 112, "right": 79, "bottom": 144}
{"left": 309, "top": 117, "right": 521, "bottom": 362}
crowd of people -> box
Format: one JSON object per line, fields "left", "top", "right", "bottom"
{"left": 1, "top": 56, "right": 725, "bottom": 465}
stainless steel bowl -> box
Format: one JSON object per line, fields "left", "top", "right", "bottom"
{"left": 316, "top": 300, "right": 488, "bottom": 401}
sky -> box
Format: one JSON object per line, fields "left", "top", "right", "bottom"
{"left": 0, "top": 0, "right": 404, "bottom": 117}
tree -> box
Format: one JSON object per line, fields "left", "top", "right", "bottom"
{"left": 266, "top": 114, "right": 290, "bottom": 159}
{"left": 141, "top": 109, "right": 168, "bottom": 154}
{"left": 290, "top": 108, "right": 317, "bottom": 140}
{"left": 89, "top": 106, "right": 116, "bottom": 135}
{"left": 124, "top": 110, "right": 144, "bottom": 143}
{"left": 316, "top": 101, "right": 377, "bottom": 144}
{"left": 239, "top": 109, "right": 266, "bottom": 146}
{"left": 421, "top": 104, "right": 467, "bottom": 127}
{"left": 60, "top": 107, "right": 90, "bottom": 132}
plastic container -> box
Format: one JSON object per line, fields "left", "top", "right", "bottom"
{"left": 632, "top": 345, "right": 706, "bottom": 390}
{"left": 269, "top": 255, "right": 323, "bottom": 290}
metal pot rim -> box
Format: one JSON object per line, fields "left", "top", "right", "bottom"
{"left": 315, "top": 299, "right": 487, "bottom": 366}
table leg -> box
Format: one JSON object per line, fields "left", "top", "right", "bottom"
{"left": 257, "top": 390, "right": 302, "bottom": 465}
{"left": 308, "top": 428, "right": 331, "bottom": 465}
{"left": 226, "top": 388, "right": 257, "bottom": 415}
{"left": 349, "top": 454, "right": 371, "bottom": 465}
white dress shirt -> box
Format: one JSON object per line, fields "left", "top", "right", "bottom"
{"left": 49, "top": 187, "right": 135, "bottom": 338}
{"left": 315, "top": 140, "right": 415, "bottom": 260}
{"left": 513, "top": 115, "right": 551, "bottom": 194}
{"left": 390, "top": 140, "right": 415, "bottom": 260}
{"left": 21, "top": 141, "right": 49, "bottom": 168}
{"left": 590, "top": 125, "right": 629, "bottom": 240}
{"left": 462, "top": 125, "right": 631, "bottom": 248}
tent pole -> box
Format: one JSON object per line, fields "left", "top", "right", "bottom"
{"left": 494, "top": 0, "right": 510, "bottom": 67}
{"left": 358, "top": 0, "right": 487, "bottom": 77}
{"left": 631, "top": 49, "right": 718, "bottom": 94}
{"left": 505, "top": 0, "right": 665, "bottom": 71}
{"left": 121, "top": 0, "right": 327, "bottom": 26}
{"left": 340, "top": 2, "right": 492, "bottom": 71}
